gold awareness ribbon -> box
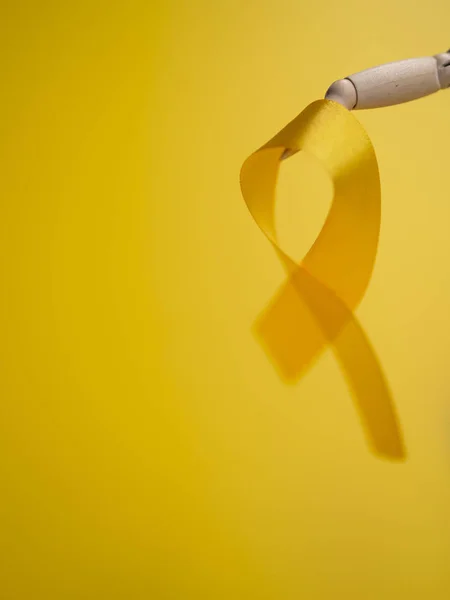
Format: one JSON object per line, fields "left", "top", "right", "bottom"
{"left": 240, "top": 99, "right": 406, "bottom": 460}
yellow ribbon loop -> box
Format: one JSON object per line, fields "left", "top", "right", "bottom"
{"left": 240, "top": 99, "right": 406, "bottom": 460}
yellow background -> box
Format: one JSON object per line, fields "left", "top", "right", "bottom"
{"left": 1, "top": 1, "right": 450, "bottom": 598}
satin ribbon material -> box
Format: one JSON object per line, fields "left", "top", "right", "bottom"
{"left": 240, "top": 99, "right": 406, "bottom": 460}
